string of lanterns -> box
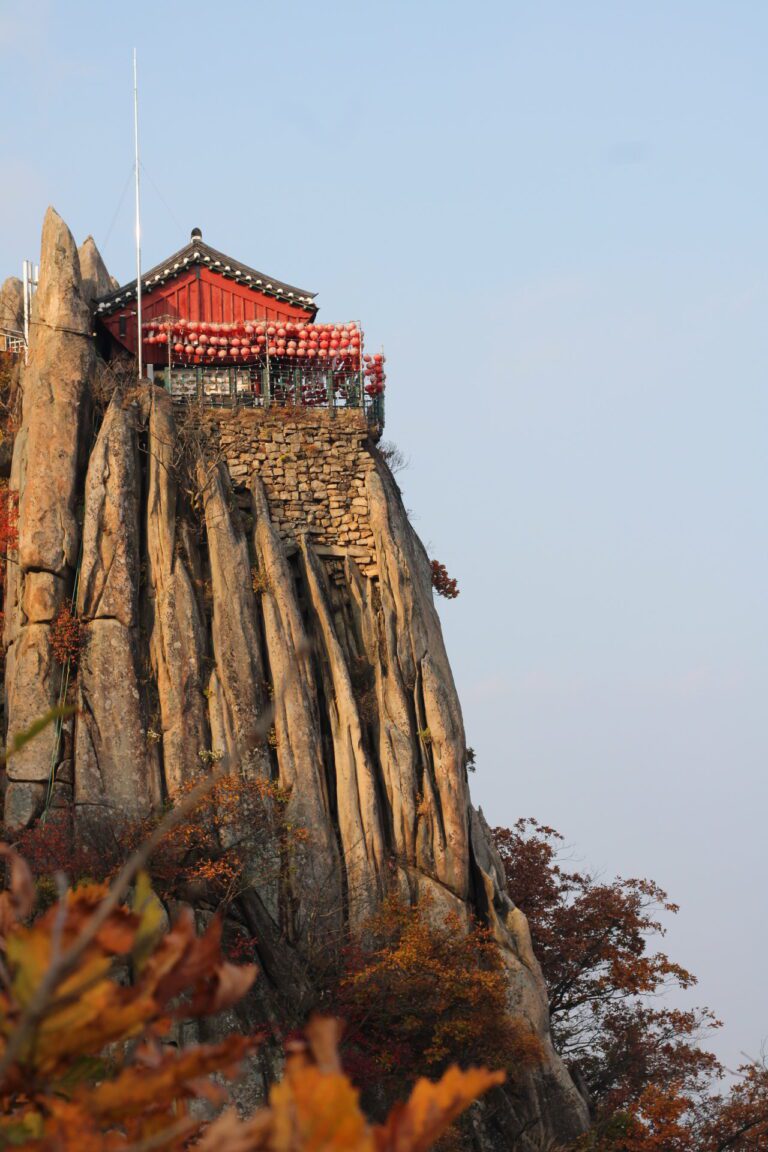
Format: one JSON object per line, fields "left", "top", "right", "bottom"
{"left": 141, "top": 318, "right": 385, "bottom": 396}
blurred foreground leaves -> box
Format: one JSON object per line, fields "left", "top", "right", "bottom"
{"left": 0, "top": 845, "right": 502, "bottom": 1151}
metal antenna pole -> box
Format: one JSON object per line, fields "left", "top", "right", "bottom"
{"left": 22, "top": 260, "right": 29, "bottom": 365}
{"left": 133, "top": 48, "right": 143, "bottom": 380}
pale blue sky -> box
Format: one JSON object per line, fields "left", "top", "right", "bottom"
{"left": 2, "top": 1, "right": 766, "bottom": 1070}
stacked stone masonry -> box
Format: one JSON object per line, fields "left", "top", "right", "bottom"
{"left": 202, "top": 407, "right": 378, "bottom": 576}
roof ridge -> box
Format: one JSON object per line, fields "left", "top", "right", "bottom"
{"left": 94, "top": 236, "right": 317, "bottom": 314}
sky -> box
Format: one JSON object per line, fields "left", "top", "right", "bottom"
{"left": 1, "top": 1, "right": 766, "bottom": 1072}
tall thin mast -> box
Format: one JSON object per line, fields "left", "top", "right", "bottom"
{"left": 133, "top": 48, "right": 143, "bottom": 380}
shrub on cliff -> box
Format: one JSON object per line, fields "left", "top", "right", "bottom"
{"left": 329, "top": 893, "right": 540, "bottom": 1114}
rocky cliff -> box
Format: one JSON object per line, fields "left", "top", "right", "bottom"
{"left": 1, "top": 208, "right": 589, "bottom": 1149}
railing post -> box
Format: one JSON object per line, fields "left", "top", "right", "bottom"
{"left": 357, "top": 321, "right": 363, "bottom": 409}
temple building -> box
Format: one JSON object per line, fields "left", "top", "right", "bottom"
{"left": 94, "top": 229, "right": 385, "bottom": 420}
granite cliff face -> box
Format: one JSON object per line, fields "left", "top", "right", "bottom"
{"left": 0, "top": 208, "right": 589, "bottom": 1148}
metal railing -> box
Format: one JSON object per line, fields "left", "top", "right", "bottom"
{"left": 0, "top": 329, "right": 25, "bottom": 355}
{"left": 154, "top": 362, "right": 384, "bottom": 427}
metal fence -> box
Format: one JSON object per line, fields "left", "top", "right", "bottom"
{"left": 154, "top": 362, "right": 384, "bottom": 427}
{"left": 0, "top": 329, "right": 25, "bottom": 355}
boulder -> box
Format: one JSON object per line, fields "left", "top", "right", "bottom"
{"left": 21, "top": 571, "right": 65, "bottom": 623}
{"left": 4, "top": 781, "right": 45, "bottom": 830}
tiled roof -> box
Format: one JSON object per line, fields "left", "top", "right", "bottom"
{"left": 94, "top": 235, "right": 317, "bottom": 315}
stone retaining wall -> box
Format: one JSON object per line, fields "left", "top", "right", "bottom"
{"left": 201, "top": 407, "right": 378, "bottom": 575}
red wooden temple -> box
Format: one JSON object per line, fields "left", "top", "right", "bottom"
{"left": 94, "top": 229, "right": 384, "bottom": 423}
{"left": 95, "top": 228, "right": 317, "bottom": 365}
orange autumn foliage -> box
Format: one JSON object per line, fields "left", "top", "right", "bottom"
{"left": 331, "top": 894, "right": 540, "bottom": 1108}
{"left": 429, "top": 561, "right": 459, "bottom": 600}
{"left": 0, "top": 847, "right": 257, "bottom": 1148}
{"left": 494, "top": 820, "right": 768, "bottom": 1151}
{"left": 118, "top": 772, "right": 302, "bottom": 902}
{"left": 13, "top": 772, "right": 303, "bottom": 912}
{"left": 0, "top": 844, "right": 502, "bottom": 1151}
{"left": 0, "top": 480, "right": 18, "bottom": 558}
{"left": 198, "top": 1019, "right": 504, "bottom": 1152}
{"left": 50, "top": 604, "right": 83, "bottom": 666}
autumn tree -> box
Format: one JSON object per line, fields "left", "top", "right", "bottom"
{"left": 698, "top": 1056, "right": 768, "bottom": 1152}
{"left": 493, "top": 819, "right": 768, "bottom": 1150}
{"left": 328, "top": 894, "right": 540, "bottom": 1117}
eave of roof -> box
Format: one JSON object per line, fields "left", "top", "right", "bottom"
{"left": 94, "top": 238, "right": 318, "bottom": 316}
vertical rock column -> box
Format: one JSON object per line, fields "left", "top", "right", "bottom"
{"left": 251, "top": 476, "right": 342, "bottom": 939}
{"left": 74, "top": 396, "right": 160, "bottom": 821}
{"left": 300, "top": 535, "right": 387, "bottom": 929}
{"left": 198, "top": 460, "right": 269, "bottom": 776}
{"left": 4, "top": 208, "right": 92, "bottom": 827}
{"left": 77, "top": 236, "right": 119, "bottom": 304}
{"left": 0, "top": 276, "right": 24, "bottom": 424}
{"left": 363, "top": 462, "right": 471, "bottom": 901}
{"left": 0, "top": 277, "right": 23, "bottom": 334}
{"left": 145, "top": 391, "right": 209, "bottom": 798}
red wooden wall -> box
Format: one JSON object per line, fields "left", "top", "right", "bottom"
{"left": 99, "top": 266, "right": 315, "bottom": 364}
